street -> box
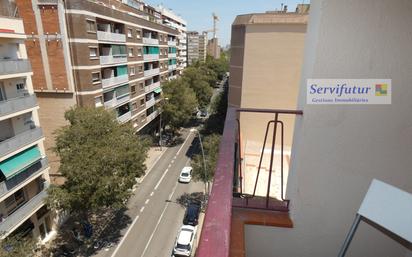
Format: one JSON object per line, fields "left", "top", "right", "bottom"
{"left": 92, "top": 128, "right": 204, "bottom": 257}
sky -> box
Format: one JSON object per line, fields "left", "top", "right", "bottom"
{"left": 144, "top": 0, "right": 309, "bottom": 46}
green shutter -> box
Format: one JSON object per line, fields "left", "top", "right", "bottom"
{"left": 0, "top": 146, "right": 42, "bottom": 179}
{"left": 117, "top": 65, "right": 127, "bottom": 76}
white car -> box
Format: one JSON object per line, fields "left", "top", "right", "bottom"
{"left": 173, "top": 225, "right": 197, "bottom": 257}
{"left": 179, "top": 167, "right": 192, "bottom": 183}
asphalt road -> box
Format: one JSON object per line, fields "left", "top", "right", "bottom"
{"left": 93, "top": 128, "right": 204, "bottom": 257}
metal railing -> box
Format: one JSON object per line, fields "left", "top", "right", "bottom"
{"left": 97, "top": 31, "right": 126, "bottom": 43}
{"left": 0, "top": 186, "right": 48, "bottom": 235}
{"left": 101, "top": 74, "right": 128, "bottom": 89}
{"left": 117, "top": 111, "right": 131, "bottom": 123}
{"left": 99, "top": 55, "right": 127, "bottom": 65}
{"left": 144, "top": 82, "right": 160, "bottom": 93}
{"left": 143, "top": 54, "right": 159, "bottom": 61}
{"left": 0, "top": 158, "right": 48, "bottom": 199}
{"left": 0, "top": 94, "right": 37, "bottom": 118}
{"left": 0, "top": 60, "right": 31, "bottom": 76}
{"left": 0, "top": 127, "right": 43, "bottom": 158}
{"left": 142, "top": 37, "right": 159, "bottom": 45}
{"left": 146, "top": 110, "right": 158, "bottom": 122}
{"left": 143, "top": 68, "right": 160, "bottom": 78}
{"left": 145, "top": 98, "right": 155, "bottom": 108}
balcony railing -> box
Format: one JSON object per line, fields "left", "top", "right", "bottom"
{"left": 0, "top": 94, "right": 37, "bottom": 118}
{"left": 0, "top": 60, "right": 31, "bottom": 76}
{"left": 196, "top": 107, "right": 303, "bottom": 257}
{"left": 168, "top": 64, "right": 177, "bottom": 71}
{"left": 0, "top": 127, "right": 43, "bottom": 158}
{"left": 0, "top": 158, "right": 48, "bottom": 199}
{"left": 0, "top": 186, "right": 48, "bottom": 235}
{"left": 146, "top": 110, "right": 158, "bottom": 122}
{"left": 101, "top": 74, "right": 128, "bottom": 89}
{"left": 117, "top": 111, "right": 131, "bottom": 123}
{"left": 144, "top": 82, "right": 160, "bottom": 93}
{"left": 143, "top": 54, "right": 159, "bottom": 61}
{"left": 99, "top": 55, "right": 127, "bottom": 65}
{"left": 104, "top": 94, "right": 130, "bottom": 109}
{"left": 143, "top": 68, "right": 160, "bottom": 78}
{"left": 97, "top": 31, "right": 126, "bottom": 43}
{"left": 168, "top": 41, "right": 176, "bottom": 46}
{"left": 168, "top": 53, "right": 177, "bottom": 58}
{"left": 145, "top": 98, "right": 155, "bottom": 108}
{"left": 142, "top": 37, "right": 159, "bottom": 45}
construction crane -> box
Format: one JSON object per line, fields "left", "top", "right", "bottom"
{"left": 202, "top": 13, "right": 219, "bottom": 39}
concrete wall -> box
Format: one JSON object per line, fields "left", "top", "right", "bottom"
{"left": 245, "top": 0, "right": 412, "bottom": 257}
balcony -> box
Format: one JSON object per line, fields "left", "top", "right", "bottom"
{"left": 0, "top": 94, "right": 37, "bottom": 118}
{"left": 97, "top": 31, "right": 126, "bottom": 43}
{"left": 117, "top": 111, "right": 131, "bottom": 123}
{"left": 144, "top": 68, "right": 160, "bottom": 78}
{"left": 196, "top": 108, "right": 303, "bottom": 257}
{"left": 168, "top": 64, "right": 177, "bottom": 71}
{"left": 99, "top": 55, "right": 127, "bottom": 65}
{"left": 0, "top": 158, "right": 48, "bottom": 199}
{"left": 143, "top": 54, "right": 159, "bottom": 62}
{"left": 142, "top": 37, "right": 159, "bottom": 45}
{"left": 0, "top": 17, "right": 25, "bottom": 39}
{"left": 145, "top": 98, "right": 155, "bottom": 108}
{"left": 144, "top": 82, "right": 160, "bottom": 93}
{"left": 168, "top": 53, "right": 177, "bottom": 58}
{"left": 0, "top": 60, "right": 31, "bottom": 77}
{"left": 0, "top": 185, "right": 48, "bottom": 236}
{"left": 168, "top": 41, "right": 177, "bottom": 46}
{"left": 0, "top": 127, "right": 43, "bottom": 159}
{"left": 101, "top": 75, "right": 128, "bottom": 89}
{"left": 146, "top": 110, "right": 158, "bottom": 123}
{"left": 104, "top": 94, "right": 130, "bottom": 109}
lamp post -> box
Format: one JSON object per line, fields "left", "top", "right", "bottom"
{"left": 195, "top": 129, "right": 208, "bottom": 195}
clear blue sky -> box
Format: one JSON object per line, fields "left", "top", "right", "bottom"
{"left": 145, "top": 0, "right": 309, "bottom": 46}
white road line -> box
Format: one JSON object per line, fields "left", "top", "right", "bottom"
{"left": 140, "top": 206, "right": 145, "bottom": 213}
{"left": 171, "top": 159, "right": 174, "bottom": 164}
{"left": 110, "top": 215, "right": 139, "bottom": 257}
{"left": 110, "top": 130, "right": 192, "bottom": 257}
{"left": 154, "top": 168, "right": 168, "bottom": 190}
{"left": 145, "top": 199, "right": 150, "bottom": 205}
{"left": 168, "top": 164, "right": 172, "bottom": 168}
{"left": 140, "top": 181, "right": 179, "bottom": 257}
{"left": 150, "top": 191, "right": 154, "bottom": 197}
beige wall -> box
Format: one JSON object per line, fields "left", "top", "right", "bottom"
{"left": 245, "top": 0, "right": 412, "bottom": 256}
{"left": 240, "top": 23, "right": 306, "bottom": 147}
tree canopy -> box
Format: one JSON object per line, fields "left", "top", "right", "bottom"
{"left": 47, "top": 107, "right": 149, "bottom": 218}
{"left": 181, "top": 67, "right": 213, "bottom": 109}
{"left": 0, "top": 233, "right": 36, "bottom": 257}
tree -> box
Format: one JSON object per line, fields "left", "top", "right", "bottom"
{"left": 191, "top": 134, "right": 221, "bottom": 193}
{"left": 162, "top": 78, "right": 198, "bottom": 131}
{"left": 203, "top": 86, "right": 228, "bottom": 135}
{"left": 0, "top": 233, "right": 36, "bottom": 257}
{"left": 181, "top": 67, "right": 213, "bottom": 108}
{"left": 46, "top": 107, "right": 149, "bottom": 220}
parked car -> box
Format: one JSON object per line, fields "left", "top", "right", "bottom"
{"left": 179, "top": 166, "right": 192, "bottom": 183}
{"left": 173, "top": 225, "right": 197, "bottom": 257}
{"left": 183, "top": 202, "right": 201, "bottom": 226}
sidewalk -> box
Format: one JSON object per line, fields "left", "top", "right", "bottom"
{"left": 135, "top": 145, "right": 168, "bottom": 185}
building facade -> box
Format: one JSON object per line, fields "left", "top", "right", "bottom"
{"left": 207, "top": 37, "right": 220, "bottom": 59}
{"left": 0, "top": 8, "right": 54, "bottom": 242}
{"left": 15, "top": 0, "right": 181, "bottom": 178}
{"left": 187, "top": 31, "right": 199, "bottom": 65}
{"left": 198, "top": 33, "right": 207, "bottom": 62}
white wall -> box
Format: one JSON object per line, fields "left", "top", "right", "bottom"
{"left": 245, "top": 0, "right": 412, "bottom": 256}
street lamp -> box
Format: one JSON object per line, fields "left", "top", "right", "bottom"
{"left": 194, "top": 129, "right": 208, "bottom": 195}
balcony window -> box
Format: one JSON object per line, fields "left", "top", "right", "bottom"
{"left": 4, "top": 188, "right": 25, "bottom": 215}
{"left": 89, "top": 47, "right": 98, "bottom": 58}
{"left": 112, "top": 45, "right": 126, "bottom": 56}
{"left": 92, "top": 72, "right": 100, "bottom": 83}
{"left": 86, "top": 19, "right": 96, "bottom": 33}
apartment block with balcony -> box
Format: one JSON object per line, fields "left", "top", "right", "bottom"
{"left": 197, "top": 1, "right": 412, "bottom": 257}
{"left": 14, "top": 0, "right": 181, "bottom": 177}
{"left": 187, "top": 31, "right": 200, "bottom": 65}
{"left": 0, "top": 12, "right": 53, "bottom": 243}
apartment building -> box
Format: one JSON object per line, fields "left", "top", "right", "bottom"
{"left": 156, "top": 5, "right": 188, "bottom": 73}
{"left": 198, "top": 33, "right": 207, "bottom": 62}
{"left": 14, "top": 0, "right": 180, "bottom": 177}
{"left": 0, "top": 9, "right": 53, "bottom": 242}
{"left": 207, "top": 37, "right": 220, "bottom": 59}
{"left": 187, "top": 31, "right": 199, "bottom": 65}
{"left": 197, "top": 1, "right": 412, "bottom": 257}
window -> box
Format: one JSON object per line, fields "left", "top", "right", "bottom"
{"left": 86, "top": 19, "right": 96, "bottom": 32}
{"left": 141, "top": 114, "right": 146, "bottom": 122}
{"left": 92, "top": 72, "right": 100, "bottom": 83}
{"left": 89, "top": 47, "right": 98, "bottom": 58}
{"left": 127, "top": 28, "right": 132, "bottom": 38}
{"left": 138, "top": 48, "right": 142, "bottom": 56}
{"left": 138, "top": 65, "right": 143, "bottom": 73}
{"left": 136, "top": 30, "right": 141, "bottom": 39}
{"left": 5, "top": 189, "right": 25, "bottom": 214}
{"left": 139, "top": 82, "right": 144, "bottom": 89}
{"left": 160, "top": 63, "right": 163, "bottom": 69}
{"left": 132, "top": 102, "right": 137, "bottom": 110}
{"left": 95, "top": 96, "right": 103, "bottom": 107}
{"left": 16, "top": 83, "right": 25, "bottom": 90}
{"left": 128, "top": 48, "right": 134, "bottom": 57}
{"left": 130, "top": 67, "right": 135, "bottom": 76}
{"left": 160, "top": 35, "right": 163, "bottom": 42}
{"left": 131, "top": 84, "right": 136, "bottom": 93}
{"left": 140, "top": 98, "right": 145, "bottom": 106}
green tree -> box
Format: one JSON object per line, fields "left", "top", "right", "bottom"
{"left": 191, "top": 134, "right": 221, "bottom": 193}
{"left": 162, "top": 79, "right": 198, "bottom": 131}
{"left": 46, "top": 107, "right": 148, "bottom": 220}
{"left": 0, "top": 233, "right": 36, "bottom": 257}
{"left": 181, "top": 67, "right": 213, "bottom": 108}
{"left": 203, "top": 86, "right": 228, "bottom": 135}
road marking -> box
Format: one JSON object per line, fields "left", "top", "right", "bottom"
{"left": 110, "top": 130, "right": 192, "bottom": 257}
{"left": 171, "top": 159, "right": 174, "bottom": 164}
{"left": 168, "top": 164, "right": 171, "bottom": 168}
{"left": 140, "top": 206, "right": 145, "bottom": 213}
{"left": 145, "top": 199, "right": 150, "bottom": 205}
{"left": 140, "top": 181, "right": 179, "bottom": 257}
{"left": 154, "top": 168, "right": 168, "bottom": 190}
{"left": 150, "top": 191, "right": 154, "bottom": 197}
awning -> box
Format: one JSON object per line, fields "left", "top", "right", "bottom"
{"left": 153, "top": 87, "right": 162, "bottom": 94}
{"left": 0, "top": 146, "right": 42, "bottom": 180}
